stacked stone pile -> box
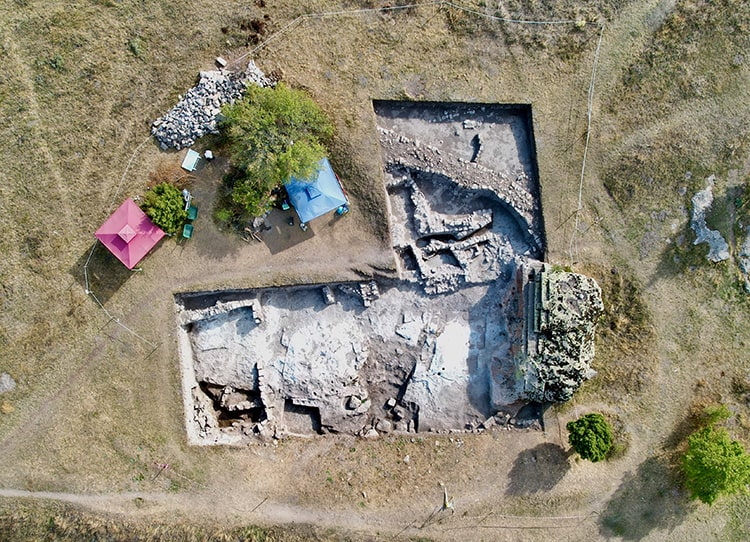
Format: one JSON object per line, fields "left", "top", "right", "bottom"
{"left": 152, "top": 61, "right": 271, "bottom": 150}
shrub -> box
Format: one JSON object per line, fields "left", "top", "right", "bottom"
{"left": 140, "top": 182, "right": 187, "bottom": 235}
{"left": 702, "top": 403, "right": 731, "bottom": 425}
{"left": 128, "top": 36, "right": 145, "bottom": 58}
{"left": 682, "top": 406, "right": 750, "bottom": 505}
{"left": 220, "top": 82, "right": 333, "bottom": 216}
{"left": 567, "top": 413, "right": 614, "bottom": 462}
{"left": 213, "top": 207, "right": 234, "bottom": 227}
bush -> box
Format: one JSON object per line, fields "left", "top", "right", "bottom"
{"left": 128, "top": 36, "right": 145, "bottom": 58}
{"left": 567, "top": 413, "right": 614, "bottom": 462}
{"left": 140, "top": 182, "right": 187, "bottom": 235}
{"left": 220, "top": 82, "right": 333, "bottom": 216}
{"left": 682, "top": 406, "right": 750, "bottom": 505}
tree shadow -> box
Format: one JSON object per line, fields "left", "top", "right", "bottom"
{"left": 599, "top": 456, "right": 692, "bottom": 540}
{"left": 70, "top": 243, "right": 134, "bottom": 304}
{"left": 663, "top": 401, "right": 712, "bottom": 452}
{"left": 505, "top": 442, "right": 571, "bottom": 495}
{"left": 261, "top": 208, "right": 315, "bottom": 255}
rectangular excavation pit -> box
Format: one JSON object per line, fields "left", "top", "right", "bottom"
{"left": 176, "top": 279, "right": 517, "bottom": 445}
{"left": 283, "top": 400, "right": 323, "bottom": 435}
{"left": 373, "top": 100, "right": 541, "bottom": 185}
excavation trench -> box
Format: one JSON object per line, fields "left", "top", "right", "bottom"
{"left": 176, "top": 102, "right": 601, "bottom": 445}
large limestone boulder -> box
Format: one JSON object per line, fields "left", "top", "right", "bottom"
{"left": 523, "top": 268, "right": 604, "bottom": 403}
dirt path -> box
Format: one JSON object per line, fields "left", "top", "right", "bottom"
{"left": 0, "top": 426, "right": 608, "bottom": 542}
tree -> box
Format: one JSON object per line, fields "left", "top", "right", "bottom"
{"left": 140, "top": 182, "right": 187, "bottom": 235}
{"left": 567, "top": 413, "right": 613, "bottom": 462}
{"left": 682, "top": 414, "right": 750, "bottom": 505}
{"left": 220, "top": 83, "right": 333, "bottom": 216}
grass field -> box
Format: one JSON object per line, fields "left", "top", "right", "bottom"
{"left": 2, "top": 0, "right": 750, "bottom": 540}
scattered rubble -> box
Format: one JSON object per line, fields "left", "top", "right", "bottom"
{"left": 152, "top": 61, "right": 272, "bottom": 150}
{"left": 0, "top": 373, "right": 15, "bottom": 394}
{"left": 690, "top": 176, "right": 730, "bottom": 262}
{"left": 378, "top": 127, "right": 542, "bottom": 250}
{"left": 387, "top": 173, "right": 524, "bottom": 295}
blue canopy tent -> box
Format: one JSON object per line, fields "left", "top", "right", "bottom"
{"left": 285, "top": 158, "right": 348, "bottom": 224}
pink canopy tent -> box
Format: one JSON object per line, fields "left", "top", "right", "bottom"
{"left": 95, "top": 198, "right": 166, "bottom": 269}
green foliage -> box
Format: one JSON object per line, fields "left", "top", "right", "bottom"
{"left": 703, "top": 403, "right": 732, "bottom": 426}
{"left": 140, "top": 182, "right": 187, "bottom": 235}
{"left": 220, "top": 83, "right": 333, "bottom": 216}
{"left": 213, "top": 207, "right": 233, "bottom": 227}
{"left": 127, "top": 36, "right": 144, "bottom": 58}
{"left": 550, "top": 263, "right": 572, "bottom": 273}
{"left": 230, "top": 176, "right": 273, "bottom": 217}
{"left": 682, "top": 411, "right": 750, "bottom": 505}
{"left": 567, "top": 413, "right": 613, "bottom": 462}
{"left": 47, "top": 54, "right": 65, "bottom": 71}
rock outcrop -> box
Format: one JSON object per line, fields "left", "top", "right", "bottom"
{"left": 518, "top": 266, "right": 604, "bottom": 403}
{"left": 690, "top": 176, "right": 730, "bottom": 263}
{"left": 0, "top": 372, "right": 15, "bottom": 394}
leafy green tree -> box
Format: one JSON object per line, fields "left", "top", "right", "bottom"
{"left": 140, "top": 182, "right": 187, "bottom": 235}
{"left": 682, "top": 411, "right": 750, "bottom": 505}
{"left": 567, "top": 413, "right": 613, "bottom": 462}
{"left": 220, "top": 83, "right": 333, "bottom": 216}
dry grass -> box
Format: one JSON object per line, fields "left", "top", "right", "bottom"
{"left": 573, "top": 263, "right": 657, "bottom": 401}
{"left": 600, "top": 0, "right": 750, "bottom": 249}
{"left": 2, "top": 0, "right": 750, "bottom": 540}
{"left": 0, "top": 498, "right": 370, "bottom": 542}
{"left": 148, "top": 161, "right": 195, "bottom": 190}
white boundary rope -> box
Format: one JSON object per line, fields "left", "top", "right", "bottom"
{"left": 569, "top": 23, "right": 605, "bottom": 260}
{"left": 83, "top": 135, "right": 158, "bottom": 349}
{"left": 442, "top": 1, "right": 579, "bottom": 25}
{"left": 229, "top": 0, "right": 591, "bottom": 66}
{"left": 242, "top": 2, "right": 443, "bottom": 60}
{"left": 234, "top": 0, "right": 604, "bottom": 263}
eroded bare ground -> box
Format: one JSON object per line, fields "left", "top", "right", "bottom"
{"left": 176, "top": 102, "right": 602, "bottom": 446}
